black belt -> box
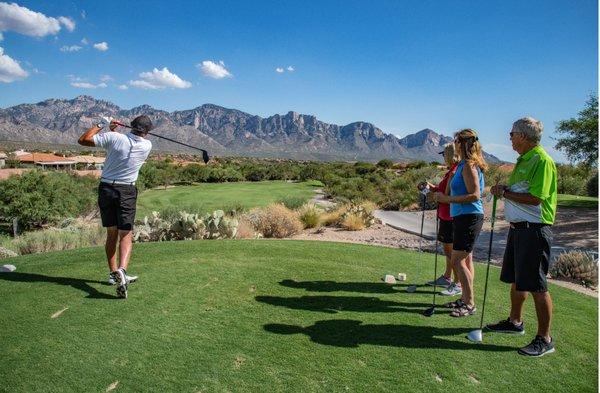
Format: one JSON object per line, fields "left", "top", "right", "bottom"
{"left": 510, "top": 222, "right": 549, "bottom": 229}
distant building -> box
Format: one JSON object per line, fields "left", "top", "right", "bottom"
{"left": 71, "top": 155, "right": 105, "bottom": 170}
{"left": 17, "top": 152, "right": 77, "bottom": 170}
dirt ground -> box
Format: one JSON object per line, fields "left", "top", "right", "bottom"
{"left": 292, "top": 200, "right": 598, "bottom": 297}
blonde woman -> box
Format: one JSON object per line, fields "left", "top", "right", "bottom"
{"left": 434, "top": 129, "right": 487, "bottom": 317}
{"left": 418, "top": 143, "right": 465, "bottom": 296}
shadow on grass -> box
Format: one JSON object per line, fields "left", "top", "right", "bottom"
{"left": 0, "top": 272, "right": 116, "bottom": 299}
{"left": 264, "top": 319, "right": 514, "bottom": 351}
{"left": 279, "top": 279, "right": 437, "bottom": 294}
{"left": 255, "top": 295, "right": 443, "bottom": 314}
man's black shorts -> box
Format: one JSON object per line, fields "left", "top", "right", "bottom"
{"left": 452, "top": 213, "right": 483, "bottom": 252}
{"left": 98, "top": 182, "right": 138, "bottom": 230}
{"left": 500, "top": 225, "right": 552, "bottom": 292}
{"left": 438, "top": 218, "right": 453, "bottom": 244}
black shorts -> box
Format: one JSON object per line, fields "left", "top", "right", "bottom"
{"left": 98, "top": 182, "right": 138, "bottom": 230}
{"left": 438, "top": 218, "right": 453, "bottom": 244}
{"left": 452, "top": 214, "right": 483, "bottom": 252}
{"left": 500, "top": 225, "right": 552, "bottom": 292}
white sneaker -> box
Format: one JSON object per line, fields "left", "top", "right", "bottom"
{"left": 115, "top": 268, "right": 128, "bottom": 299}
{"left": 108, "top": 272, "right": 138, "bottom": 285}
{"left": 440, "top": 282, "right": 462, "bottom": 296}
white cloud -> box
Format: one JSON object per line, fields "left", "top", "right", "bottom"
{"left": 81, "top": 37, "right": 88, "bottom": 45}
{"left": 71, "top": 81, "right": 106, "bottom": 89}
{"left": 0, "top": 2, "right": 74, "bottom": 37}
{"left": 275, "top": 67, "right": 284, "bottom": 73}
{"left": 197, "top": 60, "right": 232, "bottom": 79}
{"left": 58, "top": 16, "right": 75, "bottom": 32}
{"left": 93, "top": 41, "right": 108, "bottom": 51}
{"left": 81, "top": 10, "right": 86, "bottom": 19}
{"left": 0, "top": 46, "right": 28, "bottom": 82}
{"left": 129, "top": 67, "right": 191, "bottom": 89}
{"left": 286, "top": 66, "right": 294, "bottom": 72}
{"left": 60, "top": 45, "right": 82, "bottom": 52}
{"left": 100, "top": 74, "right": 112, "bottom": 82}
{"left": 117, "top": 84, "right": 128, "bottom": 90}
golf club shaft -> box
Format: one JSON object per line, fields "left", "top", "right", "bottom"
{"left": 478, "top": 195, "right": 498, "bottom": 331}
{"left": 419, "top": 192, "right": 426, "bottom": 252}
{"left": 113, "top": 121, "right": 210, "bottom": 156}
{"left": 431, "top": 211, "right": 439, "bottom": 307}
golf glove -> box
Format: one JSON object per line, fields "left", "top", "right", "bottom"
{"left": 96, "top": 116, "right": 113, "bottom": 129}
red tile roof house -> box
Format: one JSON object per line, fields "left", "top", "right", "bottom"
{"left": 17, "top": 152, "right": 77, "bottom": 170}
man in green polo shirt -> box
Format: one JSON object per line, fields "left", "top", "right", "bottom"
{"left": 487, "top": 117, "right": 558, "bottom": 357}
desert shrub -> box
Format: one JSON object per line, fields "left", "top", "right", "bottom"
{"left": 14, "top": 225, "right": 105, "bottom": 255}
{"left": 277, "top": 196, "right": 307, "bottom": 210}
{"left": 556, "top": 163, "right": 592, "bottom": 196}
{"left": 550, "top": 251, "right": 598, "bottom": 288}
{"left": 341, "top": 214, "right": 365, "bottom": 231}
{"left": 298, "top": 204, "right": 321, "bottom": 229}
{"left": 235, "top": 216, "right": 260, "bottom": 239}
{"left": 376, "top": 159, "right": 394, "bottom": 169}
{"left": 247, "top": 204, "right": 303, "bottom": 238}
{"left": 321, "top": 205, "right": 348, "bottom": 227}
{"left": 587, "top": 172, "right": 598, "bottom": 197}
{"left": 340, "top": 203, "right": 377, "bottom": 229}
{"left": 0, "top": 246, "right": 18, "bottom": 259}
{"left": 0, "top": 170, "right": 97, "bottom": 230}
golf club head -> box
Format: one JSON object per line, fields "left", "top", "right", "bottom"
{"left": 422, "top": 306, "right": 435, "bottom": 317}
{"left": 467, "top": 329, "right": 483, "bottom": 343}
{"left": 406, "top": 285, "right": 417, "bottom": 293}
{"left": 202, "top": 150, "right": 210, "bottom": 164}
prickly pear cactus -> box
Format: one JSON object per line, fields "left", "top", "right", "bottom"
{"left": 170, "top": 211, "right": 206, "bottom": 240}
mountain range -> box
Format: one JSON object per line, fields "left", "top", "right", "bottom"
{"left": 0, "top": 95, "right": 501, "bottom": 163}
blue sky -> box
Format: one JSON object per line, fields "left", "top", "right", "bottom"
{"left": 0, "top": 0, "right": 597, "bottom": 162}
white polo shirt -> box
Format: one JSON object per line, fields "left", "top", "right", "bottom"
{"left": 93, "top": 131, "right": 152, "bottom": 183}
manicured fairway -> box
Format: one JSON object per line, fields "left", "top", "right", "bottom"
{"left": 557, "top": 194, "right": 598, "bottom": 208}
{"left": 136, "top": 180, "right": 321, "bottom": 218}
{"left": 0, "top": 240, "right": 597, "bottom": 392}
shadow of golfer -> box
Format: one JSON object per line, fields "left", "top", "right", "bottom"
{"left": 255, "top": 295, "right": 445, "bottom": 314}
{"left": 264, "top": 319, "right": 513, "bottom": 351}
{"left": 0, "top": 272, "right": 116, "bottom": 299}
{"left": 279, "top": 279, "right": 437, "bottom": 294}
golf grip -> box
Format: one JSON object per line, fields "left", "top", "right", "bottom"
{"left": 478, "top": 195, "right": 498, "bottom": 331}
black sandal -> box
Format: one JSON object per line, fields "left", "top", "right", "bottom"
{"left": 444, "top": 299, "right": 464, "bottom": 309}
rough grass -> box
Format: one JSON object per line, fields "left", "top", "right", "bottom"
{"left": 136, "top": 180, "right": 321, "bottom": 219}
{"left": 557, "top": 194, "right": 598, "bottom": 208}
{"left": 0, "top": 240, "right": 597, "bottom": 392}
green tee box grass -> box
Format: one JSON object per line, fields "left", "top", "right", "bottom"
{"left": 0, "top": 240, "right": 597, "bottom": 392}
{"left": 557, "top": 194, "right": 598, "bottom": 209}
{"left": 136, "top": 180, "right": 322, "bottom": 219}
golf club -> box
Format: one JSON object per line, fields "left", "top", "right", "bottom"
{"left": 467, "top": 195, "right": 498, "bottom": 342}
{"left": 423, "top": 211, "right": 440, "bottom": 317}
{"left": 112, "top": 120, "right": 210, "bottom": 164}
{"left": 418, "top": 187, "right": 429, "bottom": 252}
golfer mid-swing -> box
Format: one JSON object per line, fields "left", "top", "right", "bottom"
{"left": 78, "top": 115, "right": 153, "bottom": 299}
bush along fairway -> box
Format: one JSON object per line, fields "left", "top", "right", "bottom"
{"left": 0, "top": 240, "right": 597, "bottom": 392}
